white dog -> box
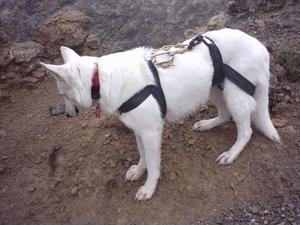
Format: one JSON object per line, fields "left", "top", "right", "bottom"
{"left": 40, "top": 28, "right": 280, "bottom": 201}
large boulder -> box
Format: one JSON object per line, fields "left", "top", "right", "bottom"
{"left": 35, "top": 8, "right": 95, "bottom": 59}
{"left": 0, "top": 9, "right": 100, "bottom": 105}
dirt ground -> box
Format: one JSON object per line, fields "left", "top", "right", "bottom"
{"left": 1, "top": 6, "right": 300, "bottom": 225}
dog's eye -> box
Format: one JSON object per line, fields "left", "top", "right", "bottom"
{"left": 75, "top": 106, "right": 79, "bottom": 114}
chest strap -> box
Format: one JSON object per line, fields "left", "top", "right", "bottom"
{"left": 118, "top": 60, "right": 167, "bottom": 117}
{"left": 188, "top": 35, "right": 256, "bottom": 96}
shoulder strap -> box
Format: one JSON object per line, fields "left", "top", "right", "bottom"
{"left": 188, "top": 35, "right": 224, "bottom": 86}
{"left": 147, "top": 60, "right": 167, "bottom": 117}
{"left": 118, "top": 85, "right": 155, "bottom": 114}
{"left": 223, "top": 64, "right": 256, "bottom": 96}
{"left": 118, "top": 61, "right": 167, "bottom": 117}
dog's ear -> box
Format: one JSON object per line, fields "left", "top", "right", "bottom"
{"left": 40, "top": 62, "right": 69, "bottom": 82}
{"left": 60, "top": 46, "right": 80, "bottom": 63}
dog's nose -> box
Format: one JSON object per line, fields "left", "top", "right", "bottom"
{"left": 66, "top": 113, "right": 71, "bottom": 117}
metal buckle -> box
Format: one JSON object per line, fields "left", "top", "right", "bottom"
{"left": 151, "top": 51, "right": 174, "bottom": 66}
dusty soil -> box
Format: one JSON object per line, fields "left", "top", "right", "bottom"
{"left": 1, "top": 5, "right": 300, "bottom": 225}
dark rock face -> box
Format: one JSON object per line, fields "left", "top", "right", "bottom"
{"left": 0, "top": 0, "right": 227, "bottom": 54}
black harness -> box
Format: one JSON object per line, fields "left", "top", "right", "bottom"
{"left": 118, "top": 35, "right": 256, "bottom": 117}
{"left": 188, "top": 35, "right": 256, "bottom": 96}
{"left": 118, "top": 60, "right": 167, "bottom": 117}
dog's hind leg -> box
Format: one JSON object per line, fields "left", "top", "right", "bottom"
{"left": 193, "top": 86, "right": 231, "bottom": 131}
{"left": 125, "top": 134, "right": 146, "bottom": 181}
{"left": 216, "top": 86, "right": 256, "bottom": 165}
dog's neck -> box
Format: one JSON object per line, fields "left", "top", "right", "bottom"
{"left": 91, "top": 63, "right": 100, "bottom": 99}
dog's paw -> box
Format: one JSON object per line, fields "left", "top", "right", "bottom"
{"left": 125, "top": 165, "right": 145, "bottom": 181}
{"left": 193, "top": 119, "right": 215, "bottom": 131}
{"left": 216, "top": 151, "right": 236, "bottom": 165}
{"left": 135, "top": 185, "right": 154, "bottom": 201}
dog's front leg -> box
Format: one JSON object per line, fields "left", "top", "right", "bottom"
{"left": 125, "top": 133, "right": 146, "bottom": 181}
{"left": 134, "top": 127, "right": 162, "bottom": 201}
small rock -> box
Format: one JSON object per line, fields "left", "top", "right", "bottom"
{"left": 272, "top": 118, "right": 289, "bottom": 128}
{"left": 178, "top": 120, "right": 184, "bottom": 125}
{"left": 273, "top": 64, "right": 287, "bottom": 77}
{"left": 28, "top": 186, "right": 35, "bottom": 192}
{"left": 288, "top": 203, "right": 294, "bottom": 209}
{"left": 49, "top": 184, "right": 56, "bottom": 190}
{"left": 185, "top": 147, "right": 190, "bottom": 152}
{"left": 0, "top": 130, "right": 7, "bottom": 138}
{"left": 187, "top": 139, "right": 197, "bottom": 146}
{"left": 169, "top": 171, "right": 176, "bottom": 181}
{"left": 23, "top": 76, "right": 39, "bottom": 84}
{"left": 117, "top": 207, "right": 122, "bottom": 213}
{"left": 255, "top": 19, "right": 265, "bottom": 28}
{"left": 0, "top": 165, "right": 5, "bottom": 174}
{"left": 185, "top": 184, "right": 198, "bottom": 198}
{"left": 251, "top": 206, "right": 259, "bottom": 214}
{"left": 109, "top": 161, "right": 117, "bottom": 168}
{"left": 260, "top": 143, "right": 268, "bottom": 151}
{"left": 81, "top": 122, "right": 89, "bottom": 128}
{"left": 236, "top": 174, "right": 245, "bottom": 182}
{"left": 258, "top": 210, "right": 265, "bottom": 217}
{"left": 94, "top": 168, "right": 101, "bottom": 175}
{"left": 71, "top": 186, "right": 79, "bottom": 195}
{"left": 244, "top": 213, "right": 253, "bottom": 219}
{"left": 50, "top": 103, "right": 65, "bottom": 116}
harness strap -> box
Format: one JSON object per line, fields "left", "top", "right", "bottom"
{"left": 223, "top": 64, "right": 256, "bottom": 96}
{"left": 118, "top": 60, "right": 167, "bottom": 118}
{"left": 189, "top": 34, "right": 256, "bottom": 96}
{"left": 147, "top": 60, "right": 167, "bottom": 117}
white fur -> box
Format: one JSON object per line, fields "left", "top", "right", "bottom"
{"left": 40, "top": 28, "right": 280, "bottom": 201}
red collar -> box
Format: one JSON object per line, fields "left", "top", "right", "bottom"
{"left": 91, "top": 62, "right": 101, "bottom": 118}
{"left": 91, "top": 63, "right": 100, "bottom": 99}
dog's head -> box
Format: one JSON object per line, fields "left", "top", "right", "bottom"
{"left": 40, "top": 47, "right": 94, "bottom": 117}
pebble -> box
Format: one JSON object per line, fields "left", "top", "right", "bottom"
{"left": 0, "top": 130, "right": 7, "bottom": 138}
{"left": 49, "top": 184, "right": 56, "bottom": 191}
{"left": 169, "top": 171, "right": 176, "bottom": 181}
{"left": 117, "top": 207, "right": 122, "bottom": 213}
{"left": 272, "top": 118, "right": 289, "bottom": 128}
{"left": 244, "top": 212, "right": 253, "bottom": 219}
{"left": 251, "top": 206, "right": 259, "bottom": 214}
{"left": 0, "top": 165, "right": 5, "bottom": 174}
{"left": 28, "top": 186, "right": 35, "bottom": 192}
{"left": 71, "top": 186, "right": 79, "bottom": 195}
{"left": 81, "top": 122, "right": 89, "bottom": 128}
{"left": 187, "top": 139, "right": 196, "bottom": 146}
{"left": 94, "top": 168, "right": 101, "bottom": 175}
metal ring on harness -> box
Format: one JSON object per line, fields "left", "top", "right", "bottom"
{"left": 151, "top": 51, "right": 174, "bottom": 66}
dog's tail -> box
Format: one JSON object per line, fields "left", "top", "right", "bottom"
{"left": 252, "top": 83, "right": 281, "bottom": 142}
